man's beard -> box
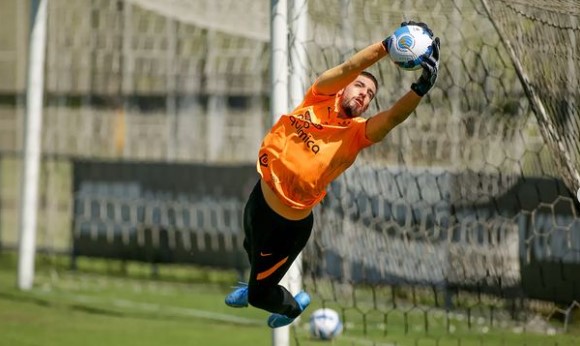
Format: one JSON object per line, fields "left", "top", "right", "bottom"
{"left": 341, "top": 99, "right": 360, "bottom": 118}
{"left": 342, "top": 105, "right": 355, "bottom": 118}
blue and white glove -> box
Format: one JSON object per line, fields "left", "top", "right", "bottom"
{"left": 381, "top": 36, "right": 392, "bottom": 53}
{"left": 400, "top": 20, "right": 434, "bottom": 38}
{"left": 411, "top": 37, "right": 440, "bottom": 97}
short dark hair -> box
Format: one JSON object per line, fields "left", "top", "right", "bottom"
{"left": 360, "top": 71, "right": 379, "bottom": 92}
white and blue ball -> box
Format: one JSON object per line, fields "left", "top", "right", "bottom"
{"left": 309, "top": 308, "right": 343, "bottom": 340}
{"left": 387, "top": 24, "right": 434, "bottom": 71}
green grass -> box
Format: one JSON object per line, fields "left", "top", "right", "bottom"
{"left": 0, "top": 253, "right": 579, "bottom": 346}
{"left": 0, "top": 262, "right": 271, "bottom": 346}
{"left": 0, "top": 296, "right": 269, "bottom": 346}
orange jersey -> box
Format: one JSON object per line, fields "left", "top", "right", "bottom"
{"left": 257, "top": 86, "right": 375, "bottom": 209}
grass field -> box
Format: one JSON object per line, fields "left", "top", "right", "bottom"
{"left": 1, "top": 253, "right": 579, "bottom": 346}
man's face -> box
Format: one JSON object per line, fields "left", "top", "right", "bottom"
{"left": 339, "top": 75, "right": 377, "bottom": 118}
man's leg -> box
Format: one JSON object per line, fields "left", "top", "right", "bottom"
{"left": 244, "top": 181, "right": 313, "bottom": 318}
{"left": 225, "top": 180, "right": 313, "bottom": 320}
{"left": 247, "top": 211, "right": 313, "bottom": 327}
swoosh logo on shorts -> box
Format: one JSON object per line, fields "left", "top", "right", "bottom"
{"left": 257, "top": 256, "right": 289, "bottom": 280}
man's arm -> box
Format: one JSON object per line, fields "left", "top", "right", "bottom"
{"left": 365, "top": 37, "right": 441, "bottom": 143}
{"left": 313, "top": 42, "right": 388, "bottom": 96}
{"left": 365, "top": 91, "right": 421, "bottom": 142}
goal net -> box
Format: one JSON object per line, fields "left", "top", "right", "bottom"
{"left": 482, "top": 0, "right": 580, "bottom": 199}
{"left": 297, "top": 0, "right": 580, "bottom": 341}
{"left": 0, "top": 0, "right": 579, "bottom": 344}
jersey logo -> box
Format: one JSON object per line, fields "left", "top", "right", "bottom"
{"left": 289, "top": 115, "right": 321, "bottom": 154}
{"left": 302, "top": 110, "right": 323, "bottom": 130}
{"left": 259, "top": 153, "right": 269, "bottom": 167}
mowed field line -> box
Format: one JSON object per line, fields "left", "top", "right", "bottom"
{"left": 20, "top": 289, "right": 263, "bottom": 326}
{"left": 8, "top": 287, "right": 401, "bottom": 346}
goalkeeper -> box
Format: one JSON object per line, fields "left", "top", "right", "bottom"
{"left": 225, "top": 21, "right": 441, "bottom": 328}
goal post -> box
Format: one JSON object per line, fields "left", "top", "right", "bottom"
{"left": 270, "top": 0, "right": 290, "bottom": 345}
{"left": 287, "top": 0, "right": 308, "bottom": 342}
{"left": 18, "top": 0, "right": 48, "bottom": 291}
{"left": 270, "top": 1, "right": 309, "bottom": 344}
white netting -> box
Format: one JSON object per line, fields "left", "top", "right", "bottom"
{"left": 482, "top": 0, "right": 580, "bottom": 202}
{"left": 126, "top": 0, "right": 270, "bottom": 41}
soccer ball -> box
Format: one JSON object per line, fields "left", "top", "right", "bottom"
{"left": 309, "top": 308, "right": 343, "bottom": 340}
{"left": 387, "top": 24, "right": 434, "bottom": 71}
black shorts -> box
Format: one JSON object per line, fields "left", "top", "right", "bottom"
{"left": 243, "top": 180, "right": 313, "bottom": 287}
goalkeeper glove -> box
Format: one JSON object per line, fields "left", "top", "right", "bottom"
{"left": 400, "top": 20, "right": 434, "bottom": 38}
{"left": 411, "top": 37, "right": 440, "bottom": 97}
{"left": 381, "top": 36, "right": 392, "bottom": 53}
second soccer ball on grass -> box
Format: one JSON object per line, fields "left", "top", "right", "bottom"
{"left": 309, "top": 308, "right": 343, "bottom": 340}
